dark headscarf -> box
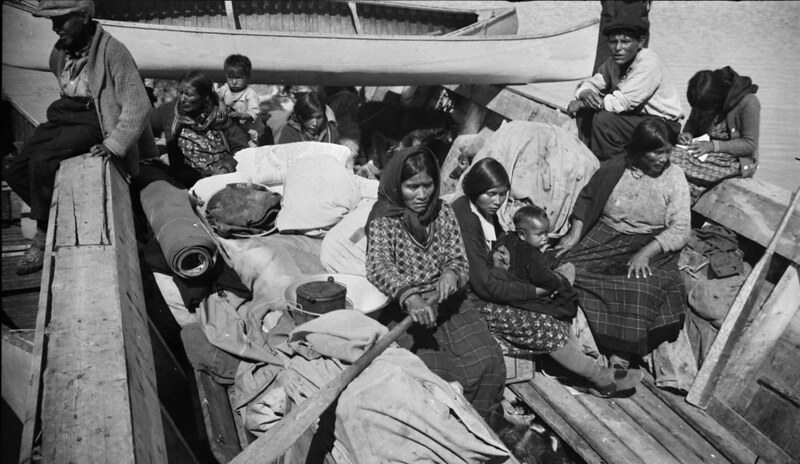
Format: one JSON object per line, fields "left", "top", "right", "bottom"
{"left": 718, "top": 66, "right": 758, "bottom": 115}
{"left": 366, "top": 147, "right": 442, "bottom": 244}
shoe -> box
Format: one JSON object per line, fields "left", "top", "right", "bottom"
{"left": 587, "top": 368, "right": 644, "bottom": 398}
{"left": 16, "top": 245, "right": 44, "bottom": 275}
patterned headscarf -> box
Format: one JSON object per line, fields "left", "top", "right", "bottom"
{"left": 366, "top": 147, "right": 442, "bottom": 244}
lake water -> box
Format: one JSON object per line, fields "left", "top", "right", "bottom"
{"left": 509, "top": 0, "right": 800, "bottom": 192}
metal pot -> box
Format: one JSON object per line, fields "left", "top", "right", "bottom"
{"left": 294, "top": 276, "right": 347, "bottom": 321}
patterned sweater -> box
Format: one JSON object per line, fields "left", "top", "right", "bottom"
{"left": 366, "top": 202, "right": 469, "bottom": 307}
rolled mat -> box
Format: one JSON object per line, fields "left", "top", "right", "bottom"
{"left": 140, "top": 179, "right": 217, "bottom": 279}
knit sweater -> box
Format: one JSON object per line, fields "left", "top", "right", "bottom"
{"left": 576, "top": 48, "right": 683, "bottom": 122}
{"left": 366, "top": 202, "right": 469, "bottom": 307}
{"left": 48, "top": 23, "right": 157, "bottom": 176}
{"left": 571, "top": 157, "right": 690, "bottom": 253}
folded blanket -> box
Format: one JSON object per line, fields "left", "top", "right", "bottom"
{"left": 140, "top": 179, "right": 217, "bottom": 279}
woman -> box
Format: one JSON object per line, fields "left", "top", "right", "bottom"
{"left": 672, "top": 66, "right": 760, "bottom": 202}
{"left": 275, "top": 91, "right": 339, "bottom": 144}
{"left": 365, "top": 147, "right": 505, "bottom": 422}
{"left": 555, "top": 118, "right": 691, "bottom": 368}
{"left": 452, "top": 158, "right": 643, "bottom": 398}
{"left": 150, "top": 70, "right": 249, "bottom": 187}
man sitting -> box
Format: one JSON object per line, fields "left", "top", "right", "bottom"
{"left": 567, "top": 10, "right": 682, "bottom": 160}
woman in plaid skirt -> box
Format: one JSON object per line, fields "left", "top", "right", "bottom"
{"left": 365, "top": 146, "right": 506, "bottom": 421}
{"left": 555, "top": 118, "right": 691, "bottom": 369}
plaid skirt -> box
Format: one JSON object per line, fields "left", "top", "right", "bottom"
{"left": 387, "top": 297, "right": 506, "bottom": 419}
{"left": 476, "top": 301, "right": 570, "bottom": 356}
{"left": 565, "top": 221, "right": 686, "bottom": 356}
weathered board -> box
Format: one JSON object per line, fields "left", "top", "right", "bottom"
{"left": 19, "top": 156, "right": 167, "bottom": 463}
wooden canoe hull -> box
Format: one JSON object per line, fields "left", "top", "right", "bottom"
{"left": 2, "top": 1, "right": 599, "bottom": 85}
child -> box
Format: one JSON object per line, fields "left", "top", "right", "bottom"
{"left": 217, "top": 54, "right": 262, "bottom": 144}
{"left": 493, "top": 205, "right": 643, "bottom": 398}
{"left": 494, "top": 205, "right": 576, "bottom": 318}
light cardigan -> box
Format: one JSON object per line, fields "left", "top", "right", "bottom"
{"left": 48, "top": 23, "right": 157, "bottom": 176}
{"left": 576, "top": 48, "right": 683, "bottom": 122}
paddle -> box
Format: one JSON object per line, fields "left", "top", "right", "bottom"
{"left": 687, "top": 185, "right": 800, "bottom": 409}
{"left": 228, "top": 314, "right": 415, "bottom": 464}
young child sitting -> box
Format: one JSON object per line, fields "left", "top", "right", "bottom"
{"left": 494, "top": 205, "right": 577, "bottom": 319}
{"left": 217, "top": 54, "right": 263, "bottom": 145}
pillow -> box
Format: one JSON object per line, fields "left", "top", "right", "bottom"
{"left": 277, "top": 156, "right": 362, "bottom": 235}
{"left": 320, "top": 198, "right": 377, "bottom": 276}
{"left": 233, "top": 142, "right": 353, "bottom": 186}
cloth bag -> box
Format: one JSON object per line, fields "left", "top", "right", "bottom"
{"left": 205, "top": 182, "right": 282, "bottom": 238}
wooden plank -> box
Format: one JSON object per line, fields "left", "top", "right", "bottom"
{"left": 688, "top": 189, "right": 800, "bottom": 410}
{"left": 195, "top": 370, "right": 242, "bottom": 462}
{"left": 2, "top": 325, "right": 33, "bottom": 420}
{"left": 718, "top": 265, "right": 800, "bottom": 410}
{"left": 508, "top": 381, "right": 605, "bottom": 464}
{"left": 1, "top": 65, "right": 59, "bottom": 127}
{"left": 743, "top": 380, "right": 800, "bottom": 456}
{"left": 576, "top": 393, "right": 683, "bottom": 464}
{"left": 694, "top": 178, "right": 800, "bottom": 265}
{"left": 1, "top": 292, "right": 39, "bottom": 331}
{"left": 644, "top": 382, "right": 762, "bottom": 464}
{"left": 705, "top": 396, "right": 794, "bottom": 464}
{"left": 21, "top": 156, "right": 167, "bottom": 463}
{"left": 620, "top": 390, "right": 731, "bottom": 463}
{"left": 526, "top": 374, "right": 646, "bottom": 464}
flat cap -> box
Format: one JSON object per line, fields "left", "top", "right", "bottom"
{"left": 603, "top": 10, "right": 649, "bottom": 36}
{"left": 33, "top": 0, "right": 94, "bottom": 18}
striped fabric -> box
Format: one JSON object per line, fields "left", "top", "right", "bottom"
{"left": 566, "top": 221, "right": 686, "bottom": 356}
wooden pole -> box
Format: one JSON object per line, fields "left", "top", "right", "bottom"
{"left": 687, "top": 186, "right": 800, "bottom": 409}
{"left": 347, "top": 2, "right": 364, "bottom": 34}
{"left": 229, "top": 315, "right": 414, "bottom": 464}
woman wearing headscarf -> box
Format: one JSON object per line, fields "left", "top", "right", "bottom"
{"left": 672, "top": 66, "right": 760, "bottom": 202}
{"left": 149, "top": 70, "right": 250, "bottom": 187}
{"left": 365, "top": 146, "right": 506, "bottom": 423}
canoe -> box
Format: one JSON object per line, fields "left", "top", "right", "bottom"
{"left": 2, "top": 0, "right": 600, "bottom": 86}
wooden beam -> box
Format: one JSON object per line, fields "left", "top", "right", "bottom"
{"left": 688, "top": 188, "right": 800, "bottom": 409}
{"left": 717, "top": 264, "right": 800, "bottom": 411}
{"left": 19, "top": 156, "right": 167, "bottom": 463}
{"left": 347, "top": 2, "right": 363, "bottom": 34}
{"left": 693, "top": 178, "right": 800, "bottom": 265}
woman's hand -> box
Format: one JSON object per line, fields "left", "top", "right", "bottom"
{"left": 437, "top": 269, "right": 460, "bottom": 303}
{"left": 492, "top": 245, "right": 511, "bottom": 270}
{"left": 578, "top": 90, "right": 604, "bottom": 111}
{"left": 404, "top": 294, "right": 438, "bottom": 329}
{"left": 566, "top": 99, "right": 584, "bottom": 116}
{"left": 627, "top": 240, "right": 662, "bottom": 279}
{"left": 89, "top": 144, "right": 114, "bottom": 158}
{"left": 627, "top": 250, "right": 652, "bottom": 279}
{"left": 687, "top": 140, "right": 715, "bottom": 157}
{"left": 677, "top": 132, "right": 693, "bottom": 145}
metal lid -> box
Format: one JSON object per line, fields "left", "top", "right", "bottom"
{"left": 296, "top": 277, "right": 346, "bottom": 303}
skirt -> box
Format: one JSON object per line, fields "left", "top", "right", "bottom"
{"left": 565, "top": 221, "right": 686, "bottom": 356}
{"left": 476, "top": 300, "right": 570, "bottom": 356}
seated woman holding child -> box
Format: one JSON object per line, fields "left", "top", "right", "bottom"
{"left": 149, "top": 70, "right": 250, "bottom": 187}
{"left": 555, "top": 118, "right": 691, "bottom": 371}
{"left": 671, "top": 66, "right": 761, "bottom": 203}
{"left": 365, "top": 147, "right": 506, "bottom": 423}
{"left": 275, "top": 91, "right": 339, "bottom": 145}
{"left": 451, "top": 158, "right": 643, "bottom": 398}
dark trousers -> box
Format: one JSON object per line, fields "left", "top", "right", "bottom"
{"left": 580, "top": 110, "right": 680, "bottom": 161}
{"left": 4, "top": 97, "right": 103, "bottom": 225}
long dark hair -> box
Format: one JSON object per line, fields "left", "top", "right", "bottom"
{"left": 293, "top": 91, "right": 327, "bottom": 124}
{"left": 625, "top": 118, "right": 677, "bottom": 169}
{"left": 462, "top": 158, "right": 510, "bottom": 203}
{"left": 687, "top": 69, "right": 727, "bottom": 131}
{"left": 178, "top": 70, "right": 219, "bottom": 114}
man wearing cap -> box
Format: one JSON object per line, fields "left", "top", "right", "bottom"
{"left": 4, "top": 0, "right": 157, "bottom": 275}
{"left": 567, "top": 9, "right": 683, "bottom": 161}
